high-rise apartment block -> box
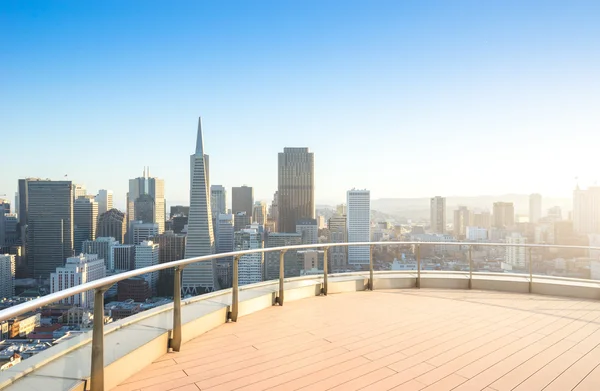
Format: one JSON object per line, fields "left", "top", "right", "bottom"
{"left": 210, "top": 185, "right": 227, "bottom": 218}
{"left": 347, "top": 189, "right": 371, "bottom": 265}
{"left": 26, "top": 180, "right": 74, "bottom": 279}
{"left": 529, "top": 193, "right": 542, "bottom": 224}
{"left": 234, "top": 225, "right": 263, "bottom": 285}
{"left": 573, "top": 186, "right": 600, "bottom": 234}
{"left": 50, "top": 254, "right": 106, "bottom": 308}
{"left": 505, "top": 233, "right": 527, "bottom": 268}
{"left": 0, "top": 254, "right": 16, "bottom": 298}
{"left": 264, "top": 233, "right": 302, "bottom": 280}
{"left": 473, "top": 210, "right": 492, "bottom": 229}
{"left": 328, "top": 215, "right": 347, "bottom": 270}
{"left": 96, "top": 209, "right": 126, "bottom": 244}
{"left": 183, "top": 118, "right": 217, "bottom": 294}
{"left": 134, "top": 240, "right": 159, "bottom": 295}
{"left": 82, "top": 237, "right": 118, "bottom": 271}
{"left": 252, "top": 201, "right": 267, "bottom": 225}
{"left": 493, "top": 202, "right": 515, "bottom": 229}
{"left": 430, "top": 196, "right": 446, "bottom": 234}
{"left": 232, "top": 186, "right": 254, "bottom": 219}
{"left": 127, "top": 168, "right": 165, "bottom": 234}
{"left": 95, "top": 190, "right": 114, "bottom": 215}
{"left": 74, "top": 197, "right": 98, "bottom": 254}
{"left": 296, "top": 218, "right": 318, "bottom": 245}
{"left": 278, "top": 148, "right": 315, "bottom": 233}
{"left": 453, "top": 206, "right": 472, "bottom": 239}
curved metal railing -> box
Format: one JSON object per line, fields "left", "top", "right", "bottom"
{"left": 1, "top": 241, "right": 599, "bottom": 390}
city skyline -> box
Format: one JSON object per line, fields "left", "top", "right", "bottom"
{"left": 3, "top": 2, "right": 600, "bottom": 205}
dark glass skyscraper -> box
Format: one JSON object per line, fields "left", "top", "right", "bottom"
{"left": 277, "top": 147, "right": 315, "bottom": 233}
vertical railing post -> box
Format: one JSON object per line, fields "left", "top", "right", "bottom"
{"left": 369, "top": 245, "right": 374, "bottom": 291}
{"left": 90, "top": 286, "right": 110, "bottom": 391}
{"left": 416, "top": 244, "right": 421, "bottom": 289}
{"left": 468, "top": 245, "right": 473, "bottom": 290}
{"left": 322, "top": 247, "right": 329, "bottom": 296}
{"left": 528, "top": 247, "right": 533, "bottom": 293}
{"left": 277, "top": 250, "right": 287, "bottom": 306}
{"left": 170, "top": 266, "right": 183, "bottom": 352}
{"left": 230, "top": 255, "right": 240, "bottom": 322}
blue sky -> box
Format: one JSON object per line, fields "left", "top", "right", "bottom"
{"left": 1, "top": 1, "right": 599, "bottom": 208}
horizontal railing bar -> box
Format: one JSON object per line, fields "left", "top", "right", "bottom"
{"left": 1, "top": 241, "right": 599, "bottom": 323}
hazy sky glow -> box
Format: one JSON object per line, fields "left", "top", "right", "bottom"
{"left": 2, "top": 1, "right": 600, "bottom": 208}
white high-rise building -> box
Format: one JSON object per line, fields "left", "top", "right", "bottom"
{"left": 0, "top": 254, "right": 16, "bottom": 298}
{"left": 95, "top": 190, "right": 114, "bottom": 215}
{"left": 529, "top": 193, "right": 542, "bottom": 224}
{"left": 210, "top": 185, "right": 227, "bottom": 218}
{"left": 135, "top": 240, "right": 159, "bottom": 295}
{"left": 573, "top": 186, "right": 600, "bottom": 234}
{"left": 50, "top": 254, "right": 106, "bottom": 308}
{"left": 347, "top": 189, "right": 371, "bottom": 265}
{"left": 506, "top": 233, "right": 527, "bottom": 268}
{"left": 73, "top": 184, "right": 87, "bottom": 200}
{"left": 252, "top": 201, "right": 267, "bottom": 225}
{"left": 82, "top": 237, "right": 119, "bottom": 271}
{"left": 430, "top": 196, "right": 446, "bottom": 234}
{"left": 183, "top": 117, "right": 217, "bottom": 294}
{"left": 234, "top": 224, "right": 263, "bottom": 285}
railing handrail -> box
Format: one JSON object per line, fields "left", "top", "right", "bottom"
{"left": 1, "top": 240, "right": 599, "bottom": 323}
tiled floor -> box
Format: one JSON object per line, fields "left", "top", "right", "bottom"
{"left": 113, "top": 289, "right": 600, "bottom": 391}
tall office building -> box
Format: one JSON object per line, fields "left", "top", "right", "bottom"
{"left": 112, "top": 244, "right": 135, "bottom": 271}
{"left": 347, "top": 189, "right": 371, "bottom": 265}
{"left": 50, "top": 254, "right": 106, "bottom": 308}
{"left": 233, "top": 211, "right": 251, "bottom": 232}
{"left": 232, "top": 186, "right": 254, "bottom": 218}
{"left": 130, "top": 221, "right": 159, "bottom": 245}
{"left": 127, "top": 168, "right": 165, "bottom": 234}
{"left": 17, "top": 178, "right": 40, "bottom": 262}
{"left": 430, "top": 196, "right": 446, "bottom": 234}
{"left": 74, "top": 197, "right": 98, "bottom": 254}
{"left": 453, "top": 206, "right": 472, "bottom": 239}
{"left": 296, "top": 218, "right": 318, "bottom": 245}
{"left": 0, "top": 254, "right": 16, "bottom": 298}
{"left": 152, "top": 231, "right": 186, "bottom": 296}
{"left": 328, "top": 215, "right": 347, "bottom": 270}
{"left": 253, "top": 201, "right": 267, "bottom": 225}
{"left": 278, "top": 148, "right": 315, "bottom": 233}
{"left": 0, "top": 202, "right": 5, "bottom": 247}
{"left": 215, "top": 213, "right": 234, "bottom": 288}
{"left": 264, "top": 233, "right": 302, "bottom": 280}
{"left": 82, "top": 237, "right": 118, "bottom": 270}
{"left": 26, "top": 180, "right": 74, "bottom": 279}
{"left": 134, "top": 241, "right": 159, "bottom": 295}
{"left": 96, "top": 209, "right": 126, "bottom": 244}
{"left": 182, "top": 117, "right": 217, "bottom": 294}
{"left": 493, "top": 202, "right": 515, "bottom": 229}
{"left": 573, "top": 186, "right": 600, "bottom": 234}
{"left": 73, "top": 184, "right": 87, "bottom": 200}
{"left": 268, "top": 191, "right": 279, "bottom": 230}
{"left": 170, "top": 205, "right": 190, "bottom": 218}
{"left": 234, "top": 225, "right": 264, "bottom": 286}
{"left": 210, "top": 185, "right": 227, "bottom": 218}
{"left": 529, "top": 193, "right": 542, "bottom": 224}
{"left": 95, "top": 189, "right": 114, "bottom": 215}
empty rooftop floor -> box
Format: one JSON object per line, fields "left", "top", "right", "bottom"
{"left": 114, "top": 289, "right": 600, "bottom": 391}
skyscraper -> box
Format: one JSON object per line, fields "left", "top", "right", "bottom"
{"left": 234, "top": 225, "right": 263, "bottom": 286}
{"left": 430, "top": 196, "right": 446, "bottom": 234}
{"left": 264, "top": 232, "right": 302, "bottom": 280}
{"left": 278, "top": 148, "right": 315, "bottom": 233}
{"left": 215, "top": 213, "right": 234, "bottom": 288}
{"left": 0, "top": 254, "right": 15, "bottom": 298}
{"left": 26, "top": 180, "right": 74, "bottom": 278}
{"left": 296, "top": 218, "right": 318, "bottom": 245}
{"left": 182, "top": 117, "right": 217, "bottom": 294}
{"left": 453, "top": 206, "right": 472, "bottom": 239}
{"left": 96, "top": 208, "right": 126, "bottom": 244}
{"left": 232, "top": 186, "right": 254, "bottom": 218}
{"left": 347, "top": 189, "right": 371, "bottom": 265}
{"left": 74, "top": 197, "right": 98, "bottom": 254}
{"left": 573, "top": 186, "right": 600, "bottom": 234}
{"left": 233, "top": 211, "right": 251, "bottom": 232}
{"left": 127, "top": 168, "right": 165, "bottom": 234}
{"left": 210, "top": 185, "right": 227, "bottom": 218}
{"left": 328, "top": 215, "right": 348, "bottom": 270}
{"left": 252, "top": 201, "right": 267, "bottom": 225}
{"left": 134, "top": 241, "right": 159, "bottom": 295}
{"left": 73, "top": 184, "right": 87, "bottom": 200}
{"left": 50, "top": 254, "right": 106, "bottom": 308}
{"left": 493, "top": 202, "right": 515, "bottom": 229}
{"left": 82, "top": 237, "right": 118, "bottom": 271}
{"left": 95, "top": 189, "right": 114, "bottom": 215}
{"left": 152, "top": 230, "right": 186, "bottom": 296}
{"left": 529, "top": 193, "right": 542, "bottom": 224}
